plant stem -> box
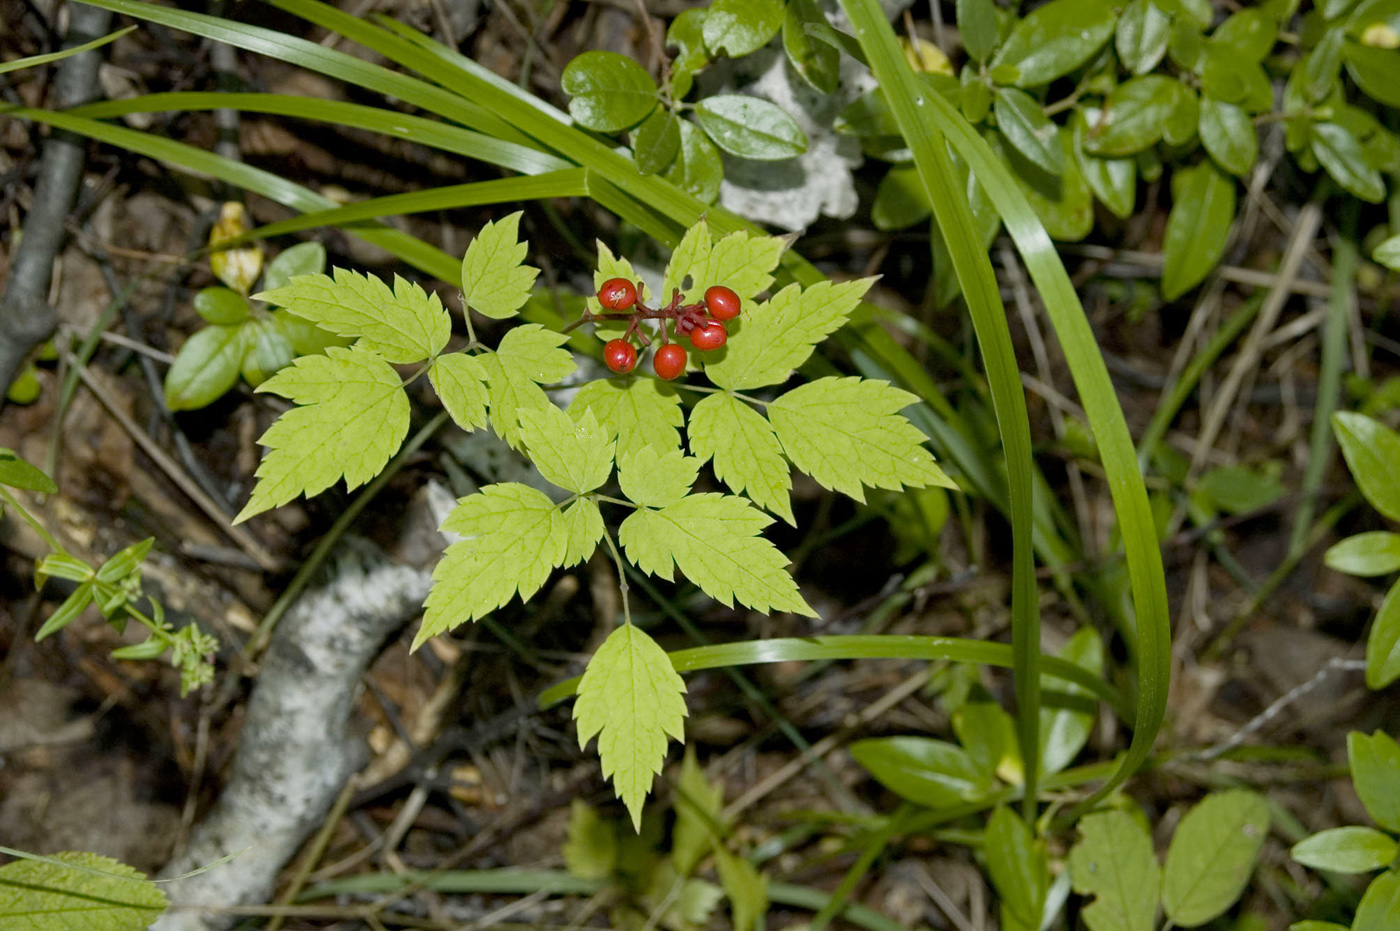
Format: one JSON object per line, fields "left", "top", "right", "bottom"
{"left": 597, "top": 517, "right": 632, "bottom": 627}
{"left": 0, "top": 485, "right": 62, "bottom": 552}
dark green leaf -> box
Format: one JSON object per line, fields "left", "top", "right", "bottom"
{"left": 783, "top": 0, "right": 840, "bottom": 93}
{"left": 1356, "top": 869, "right": 1400, "bottom": 931}
{"left": 952, "top": 690, "right": 1018, "bottom": 780}
{"left": 1290, "top": 922, "right": 1352, "bottom": 931}
{"left": 694, "top": 95, "right": 807, "bottom": 160}
{"left": 961, "top": 73, "right": 993, "bottom": 122}
{"left": 1349, "top": 730, "right": 1400, "bottom": 832}
{"left": 1195, "top": 465, "right": 1286, "bottom": 514}
{"left": 1199, "top": 97, "right": 1258, "bottom": 175}
{"left": 992, "top": 0, "right": 1117, "bottom": 87}
{"left": 1344, "top": 41, "right": 1400, "bottom": 107}
{"left": 0, "top": 448, "right": 57, "bottom": 494}
{"left": 1162, "top": 85, "right": 1200, "bottom": 147}
{"left": 1307, "top": 29, "right": 1348, "bottom": 101}
{"left": 1291, "top": 826, "right": 1398, "bottom": 873}
{"left": 849, "top": 736, "right": 994, "bottom": 807}
{"left": 1324, "top": 0, "right": 1361, "bottom": 18}
{"left": 1161, "top": 790, "right": 1270, "bottom": 927}
{"left": 1117, "top": 0, "right": 1172, "bottom": 74}
{"left": 994, "top": 87, "right": 1064, "bottom": 177}
{"left": 1162, "top": 161, "right": 1236, "bottom": 299}
{"left": 164, "top": 324, "right": 246, "bottom": 411}
{"left": 1312, "top": 121, "right": 1387, "bottom": 202}
{"left": 1006, "top": 128, "right": 1094, "bottom": 241}
{"left": 1326, "top": 531, "right": 1400, "bottom": 576}
{"left": 111, "top": 637, "right": 168, "bottom": 661}
{"left": 1367, "top": 580, "right": 1400, "bottom": 688}
{"left": 1156, "top": 0, "right": 1213, "bottom": 27}
{"left": 632, "top": 108, "right": 681, "bottom": 174}
{"left": 663, "top": 120, "right": 724, "bottom": 203}
{"left": 984, "top": 808, "right": 1047, "bottom": 928}
{"left": 263, "top": 241, "right": 326, "bottom": 291}
{"left": 272, "top": 310, "right": 351, "bottom": 356}
{"left": 703, "top": 0, "right": 783, "bottom": 57}
{"left": 1333, "top": 411, "right": 1400, "bottom": 521}
{"left": 561, "top": 50, "right": 657, "bottom": 133}
{"left": 1212, "top": 8, "right": 1278, "bottom": 61}
{"left": 194, "top": 287, "right": 251, "bottom": 325}
{"left": 1168, "top": 18, "right": 1207, "bottom": 70}
{"left": 1201, "top": 49, "right": 1274, "bottom": 111}
{"left": 667, "top": 9, "right": 709, "bottom": 99}
{"left": 1084, "top": 75, "right": 1178, "bottom": 156}
{"left": 1073, "top": 109, "right": 1136, "bottom": 219}
{"left": 872, "top": 164, "right": 933, "bottom": 230}
{"left": 958, "top": 0, "right": 1001, "bottom": 62}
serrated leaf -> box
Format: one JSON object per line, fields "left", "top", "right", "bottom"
{"left": 569, "top": 377, "right": 683, "bottom": 462}
{"left": 564, "top": 799, "right": 618, "bottom": 880}
{"left": 1367, "top": 580, "right": 1400, "bottom": 688}
{"left": 768, "top": 376, "right": 953, "bottom": 503}
{"left": 716, "top": 849, "right": 768, "bottom": 931}
{"left": 1069, "top": 810, "right": 1160, "bottom": 931}
{"left": 1325, "top": 531, "right": 1400, "bottom": 576}
{"left": 702, "top": 0, "right": 784, "bottom": 57}
{"left": 0, "top": 448, "right": 57, "bottom": 494}
{"left": 236, "top": 346, "right": 409, "bottom": 522}
{"left": 262, "top": 240, "right": 326, "bottom": 292}
{"left": 694, "top": 95, "right": 807, "bottom": 160}
{"left": 416, "top": 484, "right": 566, "bottom": 646}
{"left": 575, "top": 624, "right": 688, "bottom": 829}
{"left": 1162, "top": 161, "right": 1236, "bottom": 300}
{"left": 687, "top": 392, "right": 793, "bottom": 524}
{"left": 0, "top": 851, "right": 168, "bottom": 929}
{"left": 430, "top": 352, "right": 490, "bottom": 432}
{"left": 1350, "top": 730, "right": 1400, "bottom": 832}
{"left": 663, "top": 220, "right": 787, "bottom": 306}
{"left": 1291, "top": 826, "right": 1398, "bottom": 873}
{"left": 560, "top": 497, "right": 605, "bottom": 568}
{"left": 673, "top": 748, "right": 725, "bottom": 876}
{"left": 664, "top": 120, "right": 724, "bottom": 204}
{"left": 519, "top": 405, "right": 615, "bottom": 494}
{"left": 992, "top": 0, "right": 1117, "bottom": 86}
{"left": 561, "top": 50, "right": 658, "bottom": 132}
{"left": 480, "top": 325, "right": 576, "bottom": 449}
{"left": 618, "top": 494, "right": 815, "bottom": 615}
{"left": 1162, "top": 790, "right": 1270, "bottom": 927}
{"left": 985, "top": 808, "right": 1048, "bottom": 929}
{"left": 1333, "top": 411, "right": 1400, "bottom": 522}
{"left": 255, "top": 269, "right": 449, "bottom": 364}
{"left": 632, "top": 108, "right": 682, "bottom": 175}
{"left": 193, "top": 287, "right": 250, "bottom": 325}
{"left": 589, "top": 242, "right": 651, "bottom": 337}
{"left": 461, "top": 211, "right": 540, "bottom": 320}
{"left": 164, "top": 324, "right": 246, "bottom": 411}
{"left": 618, "top": 445, "right": 700, "bottom": 509}
{"left": 704, "top": 279, "right": 874, "bottom": 390}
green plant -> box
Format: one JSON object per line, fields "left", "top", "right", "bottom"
{"left": 0, "top": 849, "right": 167, "bottom": 930}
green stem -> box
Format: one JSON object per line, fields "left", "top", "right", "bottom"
{"left": 0, "top": 485, "right": 63, "bottom": 552}
{"left": 598, "top": 517, "right": 632, "bottom": 627}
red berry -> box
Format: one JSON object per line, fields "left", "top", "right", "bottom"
{"left": 704, "top": 285, "right": 741, "bottom": 321}
{"left": 603, "top": 339, "right": 637, "bottom": 374}
{"left": 598, "top": 277, "right": 638, "bottom": 311}
{"left": 653, "top": 343, "right": 688, "bottom": 380}
{"left": 690, "top": 321, "right": 727, "bottom": 351}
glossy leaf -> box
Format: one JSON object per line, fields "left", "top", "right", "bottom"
{"left": 667, "top": 9, "right": 709, "bottom": 99}
{"left": 262, "top": 241, "right": 326, "bottom": 291}
{"left": 1070, "top": 810, "right": 1160, "bottom": 931}
{"left": 239, "top": 317, "right": 295, "bottom": 387}
{"left": 1344, "top": 42, "right": 1400, "bottom": 107}
{"left": 1313, "top": 121, "right": 1387, "bottom": 202}
{"left": 1161, "top": 790, "right": 1270, "bottom": 927}
{"left": 1199, "top": 97, "right": 1258, "bottom": 176}
{"left": 694, "top": 95, "right": 808, "bottom": 160}
{"left": 632, "top": 108, "right": 682, "bottom": 174}
{"left": 1211, "top": 8, "right": 1278, "bottom": 62}
{"left": 1084, "top": 75, "right": 1179, "bottom": 156}
{"left": 872, "top": 164, "right": 933, "bottom": 230}
{"left": 1117, "top": 0, "right": 1172, "bottom": 74}
{"left": 164, "top": 325, "right": 246, "bottom": 411}
{"left": 1162, "top": 161, "right": 1236, "bottom": 300}
{"left": 1325, "top": 531, "right": 1400, "bottom": 576}
{"left": 1073, "top": 110, "right": 1136, "bottom": 219}
{"left": 1367, "top": 580, "right": 1400, "bottom": 688}
{"left": 849, "top": 737, "right": 994, "bottom": 808}
{"left": 984, "top": 807, "right": 1048, "bottom": 929}
{"left": 992, "top": 0, "right": 1117, "bottom": 86}
{"left": 1040, "top": 628, "right": 1103, "bottom": 776}
{"left": 1291, "top": 826, "right": 1398, "bottom": 873}
{"left": 1375, "top": 234, "right": 1400, "bottom": 271}
{"left": 783, "top": 0, "right": 840, "bottom": 93}
{"left": 663, "top": 120, "right": 724, "bottom": 204}
{"left": 995, "top": 87, "right": 1065, "bottom": 178}
{"left": 1007, "top": 127, "right": 1094, "bottom": 242}
{"left": 561, "top": 50, "right": 657, "bottom": 132}
{"left": 703, "top": 0, "right": 784, "bottom": 57}
{"left": 1333, "top": 411, "right": 1400, "bottom": 522}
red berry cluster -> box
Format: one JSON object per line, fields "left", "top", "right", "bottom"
{"left": 576, "top": 278, "right": 743, "bottom": 381}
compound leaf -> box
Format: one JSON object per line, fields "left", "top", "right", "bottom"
{"left": 480, "top": 325, "right": 576, "bottom": 449}
{"left": 461, "top": 211, "right": 540, "bottom": 320}
{"left": 563, "top": 799, "right": 617, "bottom": 880}
{"left": 416, "top": 483, "right": 566, "bottom": 646}
{"left": 236, "top": 346, "right": 408, "bottom": 522}
{"left": 663, "top": 220, "right": 789, "bottom": 305}
{"left": 688, "top": 392, "right": 793, "bottom": 524}
{"left": 575, "top": 623, "right": 687, "bottom": 829}
{"left": 255, "top": 268, "right": 449, "bottom": 364}
{"left": 430, "top": 352, "right": 490, "bottom": 432}
{"left": 519, "top": 405, "right": 615, "bottom": 494}
{"left": 1069, "top": 810, "right": 1160, "bottom": 931}
{"left": 618, "top": 445, "right": 701, "bottom": 509}
{"left": 0, "top": 851, "right": 167, "bottom": 930}
{"left": 618, "top": 494, "right": 815, "bottom": 615}
{"left": 569, "top": 377, "right": 683, "bottom": 461}
{"left": 768, "top": 376, "right": 953, "bottom": 502}
{"left": 560, "top": 497, "right": 605, "bottom": 568}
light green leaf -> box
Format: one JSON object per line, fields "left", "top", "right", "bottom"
{"left": 0, "top": 449, "right": 57, "bottom": 494}
{"left": 1195, "top": 464, "right": 1287, "bottom": 515}
{"left": 563, "top": 799, "right": 618, "bottom": 880}
{"left": 673, "top": 747, "right": 725, "bottom": 876}
{"left": 704, "top": 279, "right": 875, "bottom": 390}
{"left": 702, "top": 0, "right": 784, "bottom": 57}
{"left": 768, "top": 376, "right": 954, "bottom": 503}
{"left": 0, "top": 25, "right": 135, "bottom": 77}
{"left": 1355, "top": 869, "right": 1400, "bottom": 931}
{"left": 1161, "top": 790, "right": 1270, "bottom": 927}
{"left": 194, "top": 287, "right": 251, "bottom": 325}
{"left": 1084, "top": 75, "right": 1180, "bottom": 156}
{"left": 255, "top": 269, "right": 449, "bottom": 364}
{"left": 480, "top": 325, "right": 576, "bottom": 449}
{"left": 569, "top": 377, "right": 683, "bottom": 461}
{"left": 1333, "top": 411, "right": 1400, "bottom": 522}
{"left": 416, "top": 483, "right": 566, "bottom": 646}
{"left": 995, "top": 87, "right": 1064, "bottom": 177}
{"left": 1040, "top": 627, "right": 1103, "bottom": 776}
{"left": 164, "top": 324, "right": 246, "bottom": 411}
{"left": 618, "top": 494, "right": 815, "bottom": 615}
{"left": 0, "top": 851, "right": 167, "bottom": 929}
{"left": 632, "top": 107, "right": 682, "bottom": 175}
{"left": 1375, "top": 235, "right": 1400, "bottom": 271}
{"left": 1199, "top": 97, "right": 1258, "bottom": 176}
{"left": 461, "top": 211, "right": 540, "bottom": 320}
{"left": 694, "top": 95, "right": 808, "bottom": 160}
{"left": 1117, "top": 0, "right": 1172, "bottom": 74}
{"left": 688, "top": 392, "right": 793, "bottom": 524}
{"left": 953, "top": 690, "right": 1020, "bottom": 783}
{"left": 715, "top": 849, "right": 768, "bottom": 931}
{"left": 1201, "top": 47, "right": 1274, "bottom": 112}
{"left": 664, "top": 120, "right": 724, "bottom": 204}
{"left": 618, "top": 445, "right": 700, "bottom": 509}
{"left": 1313, "top": 121, "right": 1387, "bottom": 202}
{"left": 872, "top": 164, "right": 933, "bottom": 230}
{"left": 1162, "top": 161, "right": 1236, "bottom": 300}
{"left": 429, "top": 352, "right": 490, "bottom": 432}
{"left": 560, "top": 497, "right": 604, "bottom": 568}
{"left": 1290, "top": 921, "right": 1351, "bottom": 931}
{"left": 783, "top": 0, "right": 841, "bottom": 93}
{"left": 574, "top": 623, "right": 688, "bottom": 829}
{"left": 992, "top": 0, "right": 1117, "bottom": 86}
{"left": 985, "top": 807, "right": 1048, "bottom": 929}
{"left": 1070, "top": 810, "right": 1161, "bottom": 931}
{"left": 664, "top": 220, "right": 788, "bottom": 306}
{"left": 262, "top": 240, "right": 326, "bottom": 291}
{"left": 1350, "top": 730, "right": 1400, "bottom": 832}
{"left": 561, "top": 50, "right": 658, "bottom": 132}
{"left": 958, "top": 0, "right": 1000, "bottom": 62}
{"left": 1367, "top": 580, "right": 1400, "bottom": 689}
{"left": 236, "top": 346, "right": 409, "bottom": 522}
{"left": 849, "top": 736, "right": 995, "bottom": 807}
{"left": 1291, "top": 826, "right": 1398, "bottom": 873}
{"left": 1325, "top": 531, "right": 1400, "bottom": 576}
{"left": 35, "top": 584, "right": 94, "bottom": 642}
{"left": 519, "top": 405, "right": 615, "bottom": 494}
{"left": 240, "top": 317, "right": 295, "bottom": 387}
{"left": 272, "top": 309, "right": 352, "bottom": 356}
